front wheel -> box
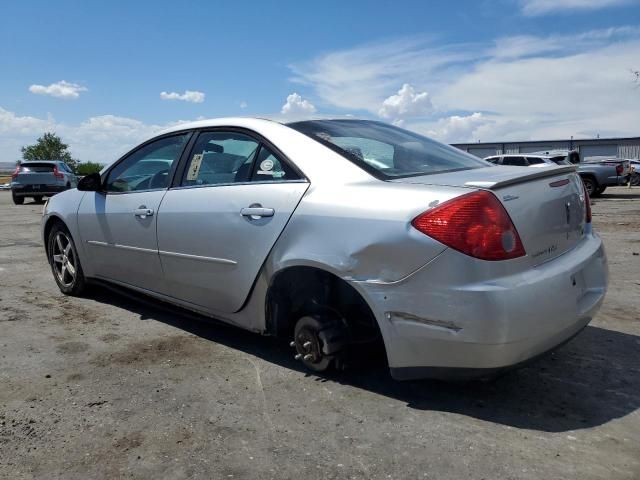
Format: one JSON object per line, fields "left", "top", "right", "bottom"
{"left": 33, "top": 196, "right": 43, "bottom": 203}
{"left": 631, "top": 173, "right": 640, "bottom": 186}
{"left": 47, "top": 223, "right": 87, "bottom": 296}
{"left": 11, "top": 192, "right": 24, "bottom": 205}
{"left": 596, "top": 186, "right": 607, "bottom": 195}
{"left": 582, "top": 177, "right": 598, "bottom": 197}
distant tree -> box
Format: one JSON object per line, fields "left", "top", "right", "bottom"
{"left": 75, "top": 161, "right": 103, "bottom": 176}
{"left": 21, "top": 132, "right": 78, "bottom": 172}
{"left": 633, "top": 68, "right": 640, "bottom": 85}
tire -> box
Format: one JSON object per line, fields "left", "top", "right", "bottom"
{"left": 11, "top": 192, "right": 24, "bottom": 205}
{"left": 581, "top": 176, "right": 598, "bottom": 197}
{"left": 33, "top": 196, "right": 43, "bottom": 203}
{"left": 47, "top": 222, "right": 87, "bottom": 296}
{"left": 631, "top": 173, "right": 640, "bottom": 186}
{"left": 293, "top": 315, "right": 346, "bottom": 373}
{"left": 596, "top": 186, "right": 607, "bottom": 195}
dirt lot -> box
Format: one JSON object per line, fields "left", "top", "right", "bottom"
{"left": 1, "top": 188, "right": 639, "bottom": 480}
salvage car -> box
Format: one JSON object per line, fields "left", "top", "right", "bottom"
{"left": 11, "top": 160, "right": 77, "bottom": 204}
{"left": 41, "top": 118, "right": 608, "bottom": 380}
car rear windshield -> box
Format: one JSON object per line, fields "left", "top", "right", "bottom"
{"left": 287, "top": 120, "right": 486, "bottom": 179}
{"left": 549, "top": 156, "right": 570, "bottom": 165}
{"left": 19, "top": 163, "right": 56, "bottom": 173}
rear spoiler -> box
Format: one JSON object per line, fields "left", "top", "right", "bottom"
{"left": 464, "top": 165, "right": 577, "bottom": 190}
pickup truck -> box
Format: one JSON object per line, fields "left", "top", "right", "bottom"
{"left": 529, "top": 150, "right": 630, "bottom": 196}
{"left": 578, "top": 158, "right": 630, "bottom": 196}
{"left": 10, "top": 161, "right": 77, "bottom": 205}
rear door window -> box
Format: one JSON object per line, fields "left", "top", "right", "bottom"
{"left": 20, "top": 163, "right": 55, "bottom": 173}
{"left": 250, "top": 145, "right": 300, "bottom": 182}
{"left": 181, "top": 131, "right": 260, "bottom": 186}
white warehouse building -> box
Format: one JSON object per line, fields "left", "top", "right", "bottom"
{"left": 452, "top": 136, "right": 640, "bottom": 161}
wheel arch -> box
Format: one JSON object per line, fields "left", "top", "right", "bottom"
{"left": 43, "top": 215, "right": 67, "bottom": 257}
{"left": 264, "top": 264, "right": 386, "bottom": 359}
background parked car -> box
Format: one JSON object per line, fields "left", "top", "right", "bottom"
{"left": 11, "top": 160, "right": 77, "bottom": 204}
{"left": 484, "top": 154, "right": 568, "bottom": 167}
{"left": 485, "top": 151, "right": 630, "bottom": 196}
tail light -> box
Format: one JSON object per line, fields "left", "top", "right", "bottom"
{"left": 411, "top": 190, "right": 526, "bottom": 261}
{"left": 615, "top": 164, "right": 623, "bottom": 175}
{"left": 53, "top": 164, "right": 64, "bottom": 179}
{"left": 582, "top": 182, "right": 592, "bottom": 223}
{"left": 11, "top": 165, "right": 20, "bottom": 179}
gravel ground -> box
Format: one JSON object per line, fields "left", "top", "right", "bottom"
{"left": 1, "top": 188, "right": 639, "bottom": 480}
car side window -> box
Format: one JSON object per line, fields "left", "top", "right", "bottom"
{"left": 502, "top": 156, "right": 527, "bottom": 166}
{"left": 485, "top": 157, "right": 498, "bottom": 164}
{"left": 250, "top": 145, "right": 300, "bottom": 182}
{"left": 106, "top": 134, "right": 189, "bottom": 192}
{"left": 181, "top": 132, "right": 260, "bottom": 186}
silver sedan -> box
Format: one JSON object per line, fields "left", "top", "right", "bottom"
{"left": 42, "top": 118, "right": 608, "bottom": 380}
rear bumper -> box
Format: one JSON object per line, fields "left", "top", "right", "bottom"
{"left": 354, "top": 232, "right": 608, "bottom": 380}
{"left": 602, "top": 175, "right": 627, "bottom": 186}
{"left": 11, "top": 184, "right": 67, "bottom": 196}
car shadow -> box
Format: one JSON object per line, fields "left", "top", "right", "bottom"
{"left": 87, "top": 284, "right": 640, "bottom": 433}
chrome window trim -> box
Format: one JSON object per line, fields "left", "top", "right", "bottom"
{"left": 168, "top": 179, "right": 308, "bottom": 192}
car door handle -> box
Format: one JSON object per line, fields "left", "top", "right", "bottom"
{"left": 240, "top": 207, "right": 274, "bottom": 218}
{"left": 134, "top": 206, "right": 154, "bottom": 218}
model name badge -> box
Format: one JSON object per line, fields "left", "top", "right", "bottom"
{"left": 532, "top": 244, "right": 558, "bottom": 258}
{"left": 503, "top": 195, "right": 519, "bottom": 202}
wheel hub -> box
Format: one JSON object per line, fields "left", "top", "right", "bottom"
{"left": 294, "top": 327, "right": 322, "bottom": 365}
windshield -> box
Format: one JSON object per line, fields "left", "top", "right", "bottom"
{"left": 20, "top": 162, "right": 55, "bottom": 173}
{"left": 550, "top": 156, "right": 570, "bottom": 165}
{"left": 287, "top": 120, "right": 487, "bottom": 179}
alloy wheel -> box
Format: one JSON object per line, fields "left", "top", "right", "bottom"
{"left": 52, "top": 232, "right": 77, "bottom": 288}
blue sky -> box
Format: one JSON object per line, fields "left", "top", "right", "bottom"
{"left": 1, "top": 0, "right": 639, "bottom": 163}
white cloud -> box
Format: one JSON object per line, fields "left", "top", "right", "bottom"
{"left": 422, "top": 113, "right": 487, "bottom": 143}
{"left": 29, "top": 80, "right": 87, "bottom": 99}
{"left": 290, "top": 37, "right": 475, "bottom": 114}
{"left": 0, "top": 107, "right": 195, "bottom": 165}
{"left": 290, "top": 27, "right": 640, "bottom": 142}
{"left": 378, "top": 83, "right": 432, "bottom": 120}
{"left": 239, "top": 101, "right": 248, "bottom": 109}
{"left": 280, "top": 93, "right": 316, "bottom": 116}
{"left": 520, "top": 0, "right": 634, "bottom": 15}
{"left": 160, "top": 90, "right": 205, "bottom": 103}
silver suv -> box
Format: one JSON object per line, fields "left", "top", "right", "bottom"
{"left": 10, "top": 161, "right": 77, "bottom": 204}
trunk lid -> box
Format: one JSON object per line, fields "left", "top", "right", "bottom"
{"left": 392, "top": 165, "right": 588, "bottom": 266}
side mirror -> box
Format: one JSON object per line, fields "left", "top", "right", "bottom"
{"left": 77, "top": 172, "right": 103, "bottom": 192}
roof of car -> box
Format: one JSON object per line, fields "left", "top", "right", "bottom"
{"left": 157, "top": 116, "right": 372, "bottom": 136}
{"left": 20, "top": 160, "right": 62, "bottom": 164}
{"left": 157, "top": 117, "right": 280, "bottom": 136}
{"left": 500, "top": 153, "right": 563, "bottom": 159}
